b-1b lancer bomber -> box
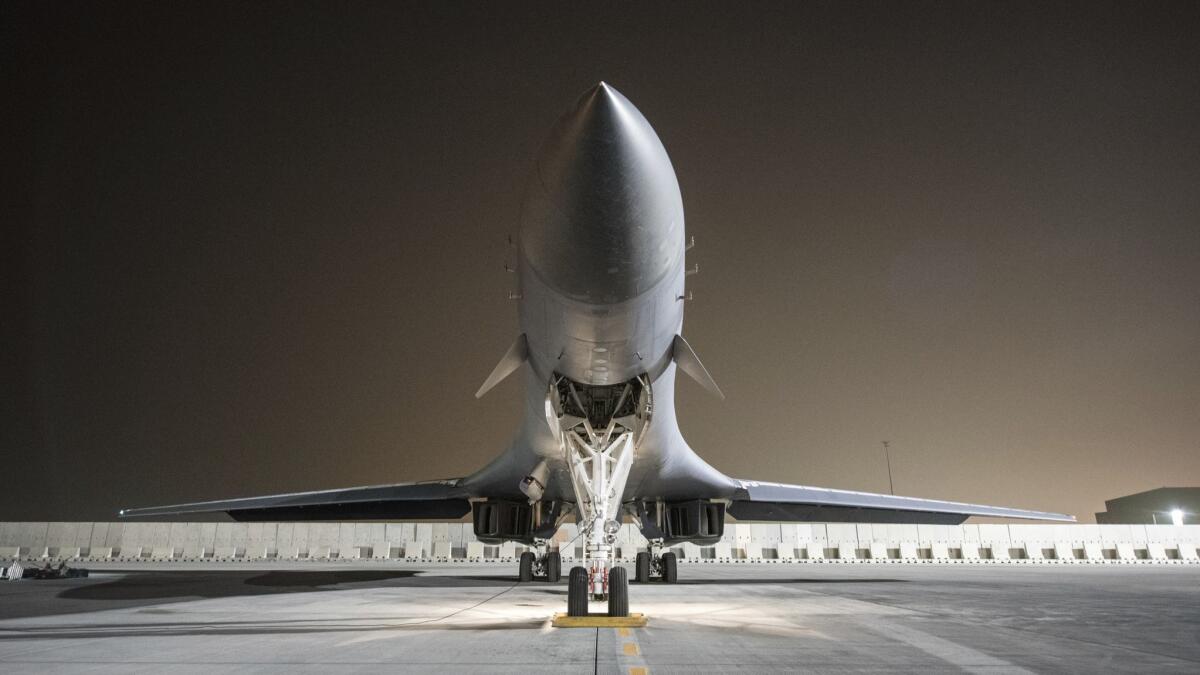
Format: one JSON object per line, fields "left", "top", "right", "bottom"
{"left": 122, "top": 83, "right": 1073, "bottom": 617}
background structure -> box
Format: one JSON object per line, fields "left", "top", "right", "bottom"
{"left": 5, "top": 2, "right": 1199, "bottom": 521}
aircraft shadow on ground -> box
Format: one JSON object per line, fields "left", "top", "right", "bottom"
{"left": 53, "top": 570, "right": 531, "bottom": 602}
{"left": 52, "top": 570, "right": 907, "bottom": 604}
{"left": 0, "top": 616, "right": 548, "bottom": 640}
{"left": 58, "top": 570, "right": 905, "bottom": 601}
{"left": 0, "top": 571, "right": 552, "bottom": 638}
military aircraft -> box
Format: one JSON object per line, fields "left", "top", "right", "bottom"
{"left": 122, "top": 82, "right": 1073, "bottom": 617}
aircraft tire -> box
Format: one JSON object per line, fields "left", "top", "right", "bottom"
{"left": 635, "top": 551, "right": 650, "bottom": 582}
{"left": 567, "top": 566, "right": 589, "bottom": 616}
{"left": 661, "top": 551, "right": 678, "bottom": 583}
{"left": 518, "top": 551, "right": 535, "bottom": 582}
{"left": 608, "top": 566, "right": 629, "bottom": 617}
{"left": 546, "top": 551, "right": 562, "bottom": 582}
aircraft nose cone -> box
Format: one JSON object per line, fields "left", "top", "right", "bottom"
{"left": 520, "top": 82, "right": 685, "bottom": 304}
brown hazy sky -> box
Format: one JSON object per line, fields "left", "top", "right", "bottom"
{"left": 4, "top": 2, "right": 1199, "bottom": 522}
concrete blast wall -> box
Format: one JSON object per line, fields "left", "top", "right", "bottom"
{"left": 2, "top": 522, "right": 1199, "bottom": 564}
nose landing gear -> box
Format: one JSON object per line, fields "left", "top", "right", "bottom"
{"left": 549, "top": 373, "right": 651, "bottom": 619}
{"left": 566, "top": 562, "right": 630, "bottom": 617}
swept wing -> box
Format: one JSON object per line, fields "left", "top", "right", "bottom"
{"left": 728, "top": 479, "right": 1074, "bottom": 524}
{"left": 119, "top": 479, "right": 470, "bottom": 522}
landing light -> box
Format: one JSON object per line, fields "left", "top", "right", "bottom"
{"left": 1171, "top": 509, "right": 1184, "bottom": 526}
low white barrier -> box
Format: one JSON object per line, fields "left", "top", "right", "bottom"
{"left": 744, "top": 542, "right": 763, "bottom": 560}
{"left": 466, "top": 542, "right": 484, "bottom": 560}
{"left": 2, "top": 522, "right": 1198, "bottom": 565}
{"left": 432, "top": 541, "right": 452, "bottom": 560}
{"left": 88, "top": 547, "right": 113, "bottom": 560}
{"left": 404, "top": 542, "right": 425, "bottom": 560}
{"left": 150, "top": 547, "right": 175, "bottom": 560}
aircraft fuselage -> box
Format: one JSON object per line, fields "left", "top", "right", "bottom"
{"left": 465, "top": 83, "right": 735, "bottom": 506}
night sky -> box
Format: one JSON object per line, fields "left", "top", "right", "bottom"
{"left": 5, "top": 2, "right": 1199, "bottom": 522}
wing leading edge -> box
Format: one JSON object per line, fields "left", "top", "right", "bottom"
{"left": 119, "top": 479, "right": 471, "bottom": 522}
{"left": 728, "top": 480, "right": 1074, "bottom": 524}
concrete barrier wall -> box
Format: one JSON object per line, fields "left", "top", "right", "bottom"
{"left": 2, "top": 522, "right": 1198, "bottom": 564}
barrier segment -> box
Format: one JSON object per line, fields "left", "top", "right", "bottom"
{"left": 1116, "top": 542, "right": 1137, "bottom": 563}
{"left": 989, "top": 544, "right": 1010, "bottom": 563}
{"left": 1147, "top": 543, "right": 1168, "bottom": 563}
{"left": 745, "top": 543, "right": 763, "bottom": 561}
{"left": 405, "top": 542, "right": 426, "bottom": 560}
{"left": 433, "top": 541, "right": 452, "bottom": 560}
{"left": 181, "top": 546, "right": 206, "bottom": 560}
{"left": 1025, "top": 543, "right": 1044, "bottom": 562}
{"left": 214, "top": 546, "right": 239, "bottom": 560}
{"left": 88, "top": 547, "right": 113, "bottom": 560}
{"left": 931, "top": 542, "right": 950, "bottom": 561}
{"left": 1054, "top": 542, "right": 1075, "bottom": 564}
{"left": 869, "top": 541, "right": 888, "bottom": 562}
{"left": 497, "top": 542, "right": 515, "bottom": 560}
{"left": 713, "top": 543, "right": 733, "bottom": 561}
{"left": 837, "top": 542, "right": 856, "bottom": 562}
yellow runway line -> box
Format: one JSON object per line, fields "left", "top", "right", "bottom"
{"left": 622, "top": 642, "right": 640, "bottom": 656}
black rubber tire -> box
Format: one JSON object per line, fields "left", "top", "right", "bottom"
{"left": 608, "top": 566, "right": 629, "bottom": 617}
{"left": 545, "top": 551, "right": 562, "bottom": 583}
{"left": 661, "top": 551, "right": 678, "bottom": 583}
{"left": 567, "top": 566, "right": 589, "bottom": 617}
{"left": 635, "top": 551, "right": 651, "bottom": 582}
{"left": 518, "top": 551, "right": 535, "bottom": 582}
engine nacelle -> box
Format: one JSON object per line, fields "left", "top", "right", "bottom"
{"left": 472, "top": 499, "right": 562, "bottom": 545}
{"left": 636, "top": 499, "right": 726, "bottom": 546}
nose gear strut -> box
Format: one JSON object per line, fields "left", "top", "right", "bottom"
{"left": 547, "top": 374, "right": 650, "bottom": 616}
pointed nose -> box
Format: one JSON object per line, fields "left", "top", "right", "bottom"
{"left": 519, "top": 82, "right": 685, "bottom": 304}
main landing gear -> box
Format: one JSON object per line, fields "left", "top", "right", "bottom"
{"left": 634, "top": 550, "right": 678, "bottom": 583}
{"left": 518, "top": 549, "right": 562, "bottom": 583}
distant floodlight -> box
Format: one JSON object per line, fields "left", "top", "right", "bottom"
{"left": 1171, "top": 509, "right": 1184, "bottom": 526}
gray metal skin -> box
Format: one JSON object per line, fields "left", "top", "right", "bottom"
{"left": 119, "top": 82, "right": 1074, "bottom": 527}
{"left": 464, "top": 82, "right": 735, "bottom": 505}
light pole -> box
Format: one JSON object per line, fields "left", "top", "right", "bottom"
{"left": 882, "top": 440, "right": 894, "bottom": 495}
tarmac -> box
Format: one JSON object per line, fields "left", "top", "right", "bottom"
{"left": 1, "top": 562, "right": 1197, "bottom": 673}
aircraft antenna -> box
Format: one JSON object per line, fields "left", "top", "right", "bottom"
{"left": 882, "top": 441, "right": 894, "bottom": 495}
